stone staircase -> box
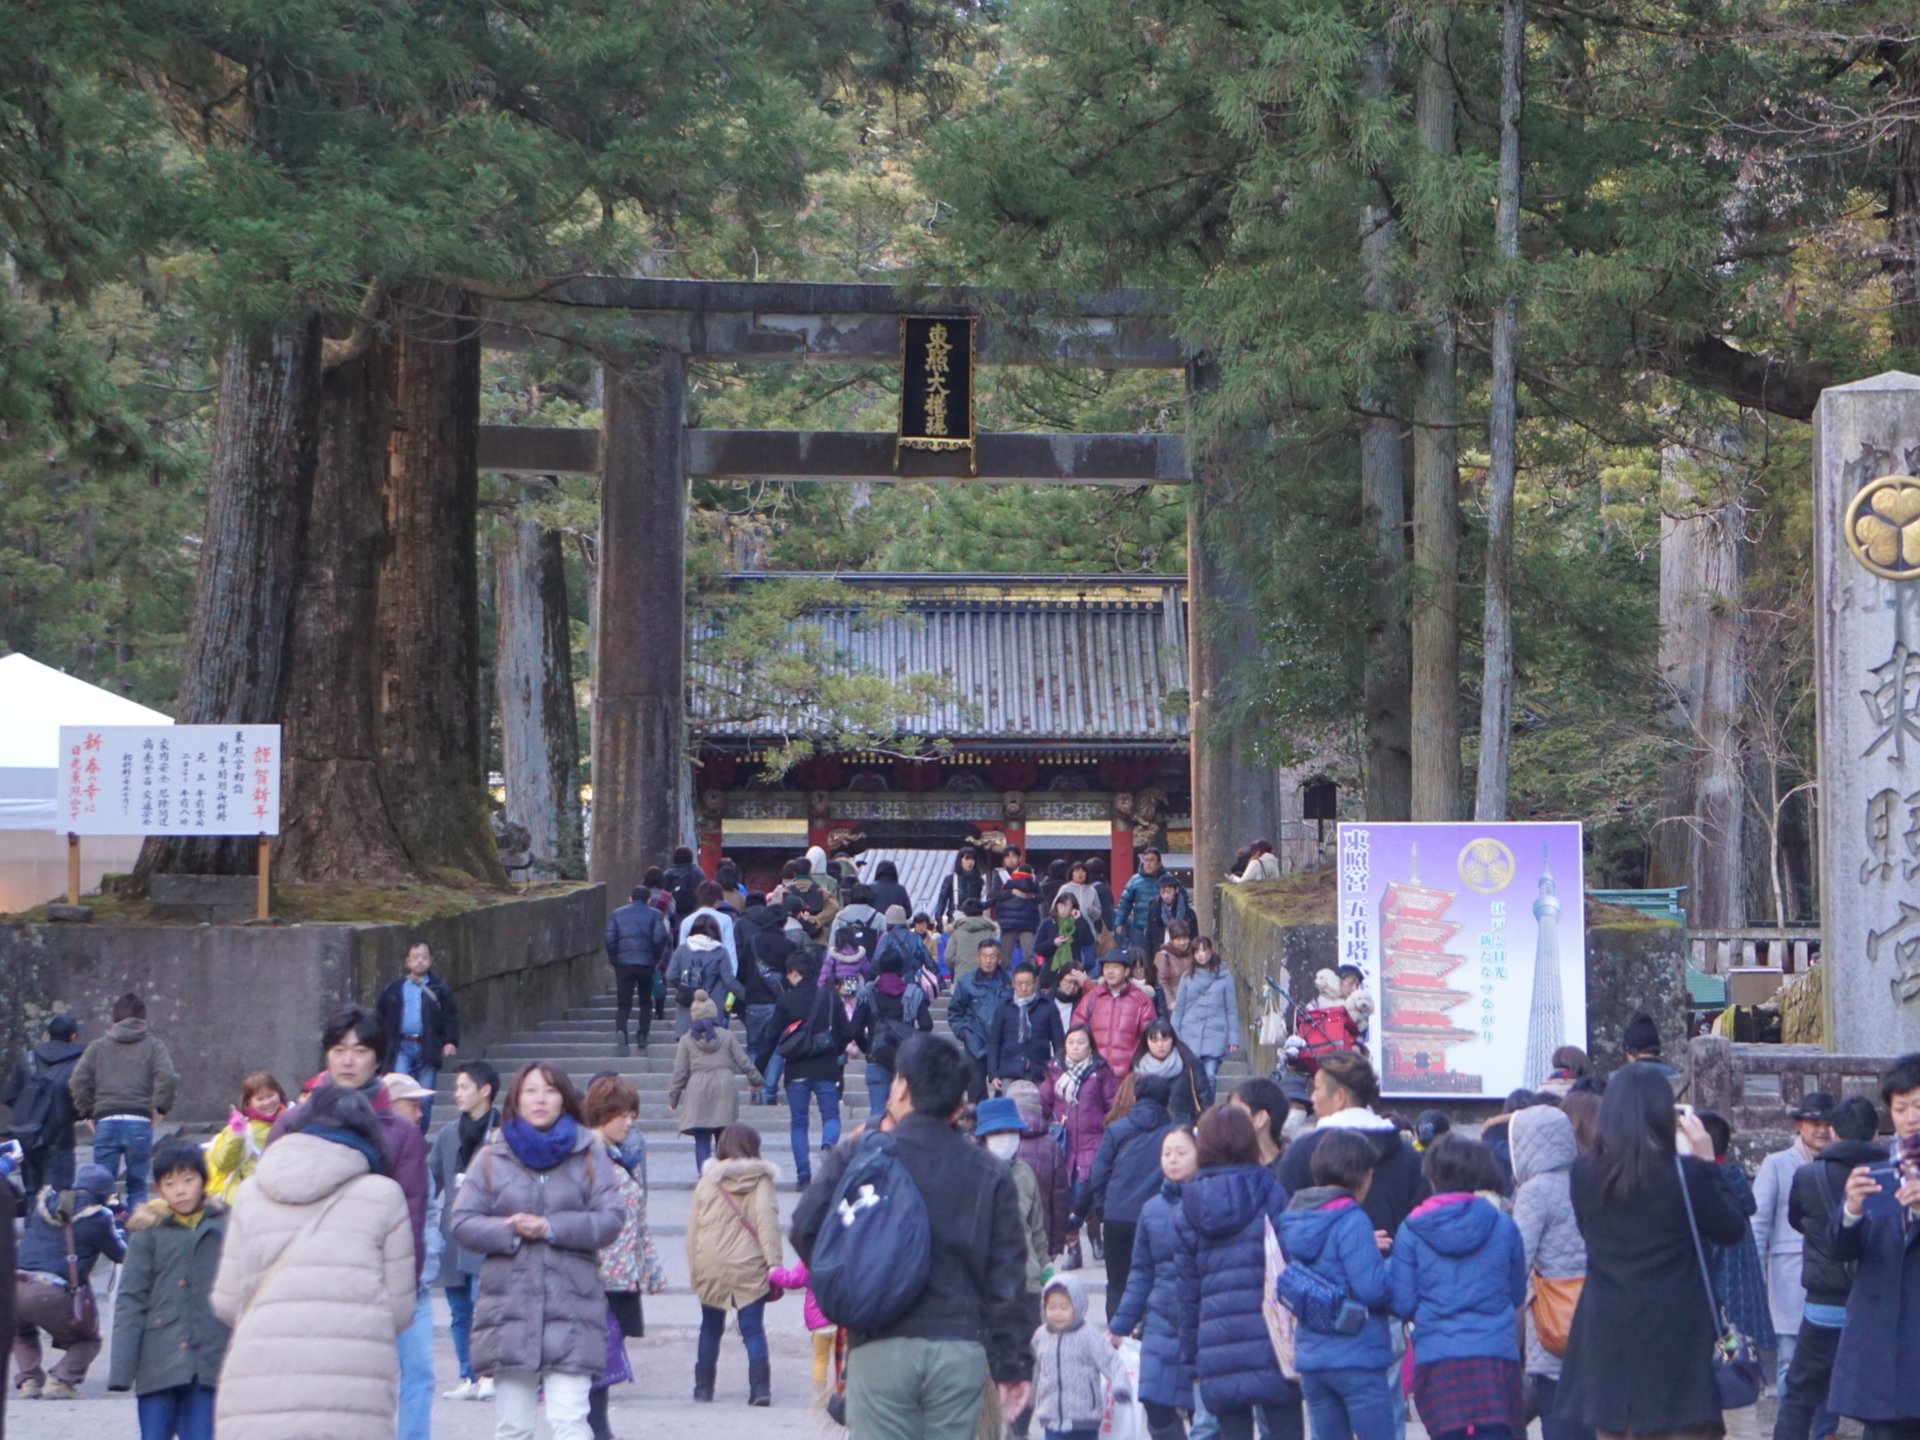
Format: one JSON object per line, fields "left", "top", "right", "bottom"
{"left": 431, "top": 984, "right": 1249, "bottom": 1332}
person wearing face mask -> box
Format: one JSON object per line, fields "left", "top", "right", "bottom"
{"left": 977, "top": 1100, "right": 1052, "bottom": 1328}
{"left": 452, "top": 1063, "right": 626, "bottom": 1440}
{"left": 1109, "top": 1127, "right": 1200, "bottom": 1440}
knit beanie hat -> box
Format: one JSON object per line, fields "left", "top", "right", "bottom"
{"left": 689, "top": 989, "right": 719, "bottom": 1023}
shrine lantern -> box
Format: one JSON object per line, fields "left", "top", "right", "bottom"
{"left": 987, "top": 757, "right": 1041, "bottom": 792}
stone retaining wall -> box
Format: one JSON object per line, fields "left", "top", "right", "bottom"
{"left": 1689, "top": 1034, "right": 1896, "bottom": 1164}
{"left": 0, "top": 885, "right": 606, "bottom": 1123}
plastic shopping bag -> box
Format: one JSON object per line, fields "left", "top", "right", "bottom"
{"left": 1262, "top": 1217, "right": 1300, "bottom": 1380}
{"left": 1099, "top": 1337, "right": 1147, "bottom": 1440}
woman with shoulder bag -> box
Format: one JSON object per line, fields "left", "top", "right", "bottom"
{"left": 1553, "top": 1067, "right": 1747, "bottom": 1440}
{"left": 1509, "top": 1106, "right": 1590, "bottom": 1440}
{"left": 452, "top": 1063, "right": 626, "bottom": 1440}
{"left": 686, "top": 1124, "right": 782, "bottom": 1408}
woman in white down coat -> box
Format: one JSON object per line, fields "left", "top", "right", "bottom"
{"left": 212, "top": 1085, "right": 415, "bottom": 1440}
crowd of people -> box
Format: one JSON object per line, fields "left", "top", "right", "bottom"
{"left": 7, "top": 841, "right": 1920, "bottom": 1440}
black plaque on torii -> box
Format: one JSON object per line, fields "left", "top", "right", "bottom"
{"left": 897, "top": 315, "right": 976, "bottom": 474}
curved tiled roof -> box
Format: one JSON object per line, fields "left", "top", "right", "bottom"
{"left": 692, "top": 574, "right": 1189, "bottom": 745}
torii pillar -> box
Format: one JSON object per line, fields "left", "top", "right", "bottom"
{"left": 592, "top": 356, "right": 690, "bottom": 893}
{"left": 1186, "top": 357, "right": 1283, "bottom": 936}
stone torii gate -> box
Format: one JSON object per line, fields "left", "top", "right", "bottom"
{"left": 476, "top": 278, "right": 1278, "bottom": 933}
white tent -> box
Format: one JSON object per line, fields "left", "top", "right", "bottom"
{"left": 0, "top": 654, "right": 172, "bottom": 911}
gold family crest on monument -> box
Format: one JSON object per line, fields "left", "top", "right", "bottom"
{"left": 1844, "top": 474, "right": 1920, "bottom": 581}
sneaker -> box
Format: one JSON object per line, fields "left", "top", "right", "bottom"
{"left": 41, "top": 1380, "right": 79, "bottom": 1401}
{"left": 475, "top": 1377, "right": 495, "bottom": 1401}
{"left": 1060, "top": 1242, "right": 1083, "bottom": 1272}
{"left": 443, "top": 1380, "right": 478, "bottom": 1401}
{"left": 17, "top": 1378, "right": 43, "bottom": 1400}
{"left": 1089, "top": 1235, "right": 1105, "bottom": 1262}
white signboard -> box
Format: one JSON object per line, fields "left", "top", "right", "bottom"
{"left": 54, "top": 725, "right": 282, "bottom": 836}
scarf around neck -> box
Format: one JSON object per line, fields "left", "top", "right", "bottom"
{"left": 457, "top": 1110, "right": 495, "bottom": 1172}
{"left": 304, "top": 1123, "right": 387, "bottom": 1176}
{"left": 1137, "top": 1050, "right": 1186, "bottom": 1081}
{"left": 1058, "top": 1056, "right": 1098, "bottom": 1107}
{"left": 503, "top": 1113, "right": 579, "bottom": 1172}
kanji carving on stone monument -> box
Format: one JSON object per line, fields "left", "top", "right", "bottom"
{"left": 1861, "top": 641, "right": 1920, "bottom": 763}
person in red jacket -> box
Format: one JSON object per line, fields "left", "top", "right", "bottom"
{"left": 1073, "top": 952, "right": 1158, "bottom": 1075}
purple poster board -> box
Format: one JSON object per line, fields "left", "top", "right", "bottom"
{"left": 1336, "top": 821, "right": 1585, "bottom": 1100}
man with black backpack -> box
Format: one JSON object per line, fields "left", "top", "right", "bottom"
{"left": 791, "top": 1034, "right": 1034, "bottom": 1440}
{"left": 770, "top": 953, "right": 857, "bottom": 1190}
{"left": 3, "top": 1015, "right": 85, "bottom": 1193}
{"left": 663, "top": 844, "right": 707, "bottom": 921}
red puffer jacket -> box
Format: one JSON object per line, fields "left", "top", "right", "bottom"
{"left": 1074, "top": 984, "right": 1159, "bottom": 1074}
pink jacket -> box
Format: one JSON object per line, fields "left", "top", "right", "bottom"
{"left": 1074, "top": 983, "right": 1158, "bottom": 1074}
{"left": 768, "top": 1260, "right": 829, "bottom": 1332}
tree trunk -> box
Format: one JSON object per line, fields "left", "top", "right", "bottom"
{"left": 1475, "top": 0, "right": 1525, "bottom": 822}
{"left": 1411, "top": 11, "right": 1463, "bottom": 822}
{"left": 1185, "top": 355, "right": 1284, "bottom": 935}
{"left": 1888, "top": 45, "right": 1920, "bottom": 358}
{"left": 1653, "top": 430, "right": 1749, "bottom": 931}
{"left": 495, "top": 517, "right": 584, "bottom": 880}
{"left": 276, "top": 326, "right": 419, "bottom": 883}
{"left": 375, "top": 284, "right": 504, "bottom": 884}
{"left": 1360, "top": 37, "right": 1414, "bottom": 823}
{"left": 592, "top": 358, "right": 689, "bottom": 893}
{"left": 136, "top": 317, "right": 323, "bottom": 881}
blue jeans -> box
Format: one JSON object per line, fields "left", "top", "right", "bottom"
{"left": 397, "top": 1287, "right": 434, "bottom": 1440}
{"left": 1199, "top": 1054, "right": 1225, "bottom": 1092}
{"left": 866, "top": 1063, "right": 894, "bottom": 1117}
{"left": 698, "top": 1300, "right": 768, "bottom": 1367}
{"left": 445, "top": 1275, "right": 476, "bottom": 1381}
{"left": 1192, "top": 1387, "right": 1220, "bottom": 1440}
{"left": 786, "top": 1078, "right": 841, "bottom": 1182}
{"left": 1214, "top": 1401, "right": 1304, "bottom": 1440}
{"left": 137, "top": 1382, "right": 215, "bottom": 1440}
{"left": 93, "top": 1115, "right": 154, "bottom": 1208}
{"left": 691, "top": 1127, "right": 720, "bottom": 1173}
{"left": 745, "top": 1004, "right": 781, "bottom": 1100}
{"left": 392, "top": 1044, "right": 438, "bottom": 1131}
{"left": 1303, "top": 1367, "right": 1396, "bottom": 1440}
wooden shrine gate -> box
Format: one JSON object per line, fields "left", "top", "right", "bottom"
{"left": 475, "top": 278, "right": 1276, "bottom": 933}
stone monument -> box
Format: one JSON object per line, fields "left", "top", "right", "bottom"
{"left": 1814, "top": 372, "right": 1920, "bottom": 1054}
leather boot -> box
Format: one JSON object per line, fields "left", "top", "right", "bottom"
{"left": 748, "top": 1357, "right": 772, "bottom": 1407}
{"left": 615, "top": 1027, "right": 630, "bottom": 1058}
{"left": 693, "top": 1365, "right": 716, "bottom": 1403}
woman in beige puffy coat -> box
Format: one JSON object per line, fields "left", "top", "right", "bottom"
{"left": 454, "top": 1061, "right": 625, "bottom": 1440}
{"left": 211, "top": 1085, "right": 414, "bottom": 1440}
{"left": 668, "top": 990, "right": 762, "bottom": 1173}
{"left": 685, "top": 1124, "right": 782, "bottom": 1407}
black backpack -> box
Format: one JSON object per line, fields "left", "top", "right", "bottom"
{"left": 669, "top": 867, "right": 702, "bottom": 921}
{"left": 8, "top": 1052, "right": 73, "bottom": 1151}
{"left": 809, "top": 1130, "right": 933, "bottom": 1332}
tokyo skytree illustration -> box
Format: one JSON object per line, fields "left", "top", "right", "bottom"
{"left": 1523, "top": 846, "right": 1565, "bottom": 1087}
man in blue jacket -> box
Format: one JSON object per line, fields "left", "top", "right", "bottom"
{"left": 605, "top": 883, "right": 670, "bottom": 1056}
{"left": 1830, "top": 1052, "right": 1920, "bottom": 1438}
{"left": 1115, "top": 849, "right": 1171, "bottom": 949}
{"left": 949, "top": 940, "right": 1013, "bottom": 1103}
{"left": 990, "top": 964, "right": 1065, "bottom": 1086}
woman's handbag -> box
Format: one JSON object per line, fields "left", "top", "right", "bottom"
{"left": 1675, "top": 1157, "right": 1766, "bottom": 1409}
{"left": 1528, "top": 1272, "right": 1583, "bottom": 1357}
{"left": 60, "top": 1219, "right": 99, "bottom": 1342}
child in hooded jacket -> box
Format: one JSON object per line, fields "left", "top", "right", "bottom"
{"left": 766, "top": 1258, "right": 835, "bottom": 1394}
{"left": 1277, "top": 1129, "right": 1394, "bottom": 1440}
{"left": 1032, "top": 1274, "right": 1132, "bottom": 1440}
{"left": 1388, "top": 1136, "right": 1529, "bottom": 1440}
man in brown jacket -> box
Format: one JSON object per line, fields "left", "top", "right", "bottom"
{"left": 67, "top": 992, "right": 178, "bottom": 1208}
